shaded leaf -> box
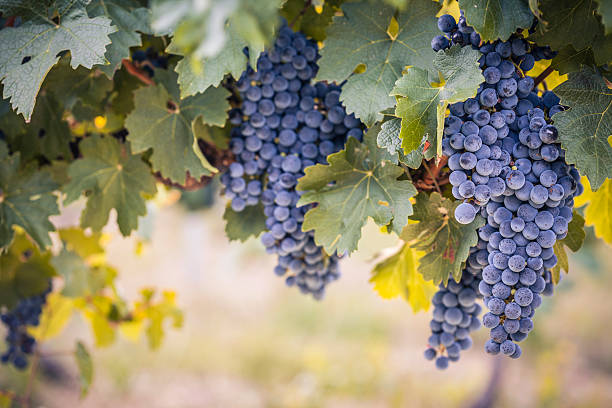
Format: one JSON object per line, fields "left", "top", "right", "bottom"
{"left": 553, "top": 67, "right": 612, "bottom": 190}
{"left": 0, "top": 141, "right": 59, "bottom": 250}
{"left": 531, "top": 0, "right": 603, "bottom": 53}
{"left": 597, "top": 0, "right": 612, "bottom": 34}
{"left": 400, "top": 192, "right": 484, "bottom": 284}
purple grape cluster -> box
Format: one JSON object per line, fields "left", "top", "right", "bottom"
{"left": 424, "top": 239, "right": 486, "bottom": 369}
{"left": 223, "top": 24, "right": 363, "bottom": 298}
{"left": 425, "top": 12, "right": 583, "bottom": 366}
{"left": 1, "top": 284, "right": 51, "bottom": 369}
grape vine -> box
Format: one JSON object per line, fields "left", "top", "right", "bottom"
{"left": 0, "top": 0, "right": 610, "bottom": 403}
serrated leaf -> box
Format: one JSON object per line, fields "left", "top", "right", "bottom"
{"left": 597, "top": 0, "right": 612, "bottom": 34}
{"left": 400, "top": 192, "right": 484, "bottom": 284}
{"left": 0, "top": 233, "right": 55, "bottom": 308}
{"left": 553, "top": 67, "right": 612, "bottom": 190}
{"left": 376, "top": 119, "right": 424, "bottom": 168}
{"left": 391, "top": 45, "right": 483, "bottom": 156}
{"left": 223, "top": 203, "right": 267, "bottom": 242}
{"left": 0, "top": 142, "right": 59, "bottom": 250}
{"left": 370, "top": 244, "right": 437, "bottom": 312}
{"left": 574, "top": 176, "right": 612, "bottom": 245}
{"left": 315, "top": 0, "right": 439, "bottom": 126}
{"left": 531, "top": 0, "right": 603, "bottom": 53}
{"left": 88, "top": 0, "right": 152, "bottom": 77}
{"left": 297, "top": 129, "right": 417, "bottom": 255}
{"left": 458, "top": 0, "right": 533, "bottom": 42}
{"left": 74, "top": 341, "right": 93, "bottom": 397}
{"left": 63, "top": 135, "right": 156, "bottom": 236}
{"left": 79, "top": 299, "right": 116, "bottom": 347}
{"left": 0, "top": 0, "right": 117, "bottom": 120}
{"left": 125, "top": 76, "right": 229, "bottom": 184}
{"left": 28, "top": 292, "right": 74, "bottom": 341}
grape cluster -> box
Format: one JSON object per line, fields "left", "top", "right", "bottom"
{"left": 424, "top": 239, "right": 486, "bottom": 369}
{"left": 223, "top": 25, "right": 363, "bottom": 298}
{"left": 425, "top": 13, "right": 583, "bottom": 366}
{"left": 1, "top": 285, "right": 51, "bottom": 369}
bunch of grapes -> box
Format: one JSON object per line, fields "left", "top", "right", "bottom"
{"left": 1, "top": 285, "right": 51, "bottom": 369}
{"left": 425, "top": 12, "right": 582, "bottom": 367}
{"left": 424, "top": 239, "right": 486, "bottom": 369}
{"left": 223, "top": 24, "right": 363, "bottom": 298}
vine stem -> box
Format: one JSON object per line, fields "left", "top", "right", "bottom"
{"left": 288, "top": 0, "right": 312, "bottom": 28}
{"left": 22, "top": 351, "right": 41, "bottom": 408}
{"left": 422, "top": 160, "right": 441, "bottom": 194}
{"left": 533, "top": 65, "right": 554, "bottom": 88}
{"left": 122, "top": 59, "right": 154, "bottom": 86}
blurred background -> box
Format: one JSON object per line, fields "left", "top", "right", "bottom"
{"left": 1, "top": 185, "right": 612, "bottom": 408}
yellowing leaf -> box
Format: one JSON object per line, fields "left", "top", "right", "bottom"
{"left": 574, "top": 176, "right": 612, "bottom": 244}
{"left": 370, "top": 244, "right": 437, "bottom": 312}
{"left": 82, "top": 309, "right": 116, "bottom": 347}
{"left": 119, "top": 320, "right": 144, "bottom": 342}
{"left": 58, "top": 228, "right": 105, "bottom": 260}
{"left": 28, "top": 293, "right": 74, "bottom": 341}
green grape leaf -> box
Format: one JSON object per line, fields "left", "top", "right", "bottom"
{"left": 574, "top": 176, "right": 612, "bottom": 245}
{"left": 597, "top": 0, "right": 612, "bottom": 34}
{"left": 0, "top": 142, "right": 59, "bottom": 250}
{"left": 553, "top": 67, "right": 612, "bottom": 190}
{"left": 173, "top": 26, "right": 251, "bottom": 98}
{"left": 531, "top": 0, "right": 603, "bottom": 53}
{"left": 0, "top": 0, "right": 117, "bottom": 120}
{"left": 391, "top": 45, "right": 483, "bottom": 156}
{"left": 281, "top": 0, "right": 343, "bottom": 41}
{"left": 87, "top": 0, "right": 152, "bottom": 77}
{"left": 63, "top": 135, "right": 157, "bottom": 236}
{"left": 400, "top": 192, "right": 484, "bottom": 284}
{"left": 223, "top": 204, "right": 267, "bottom": 242}
{"left": 0, "top": 93, "right": 73, "bottom": 162}
{"left": 315, "top": 0, "right": 439, "bottom": 126}
{"left": 551, "top": 45, "right": 596, "bottom": 76}
{"left": 0, "top": 233, "right": 55, "bottom": 309}
{"left": 376, "top": 118, "right": 424, "bottom": 168}
{"left": 458, "top": 0, "right": 533, "bottom": 42}
{"left": 370, "top": 244, "right": 437, "bottom": 312}
{"left": 125, "top": 74, "right": 229, "bottom": 183}
{"left": 297, "top": 128, "right": 417, "bottom": 255}
{"left": 75, "top": 341, "right": 93, "bottom": 398}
